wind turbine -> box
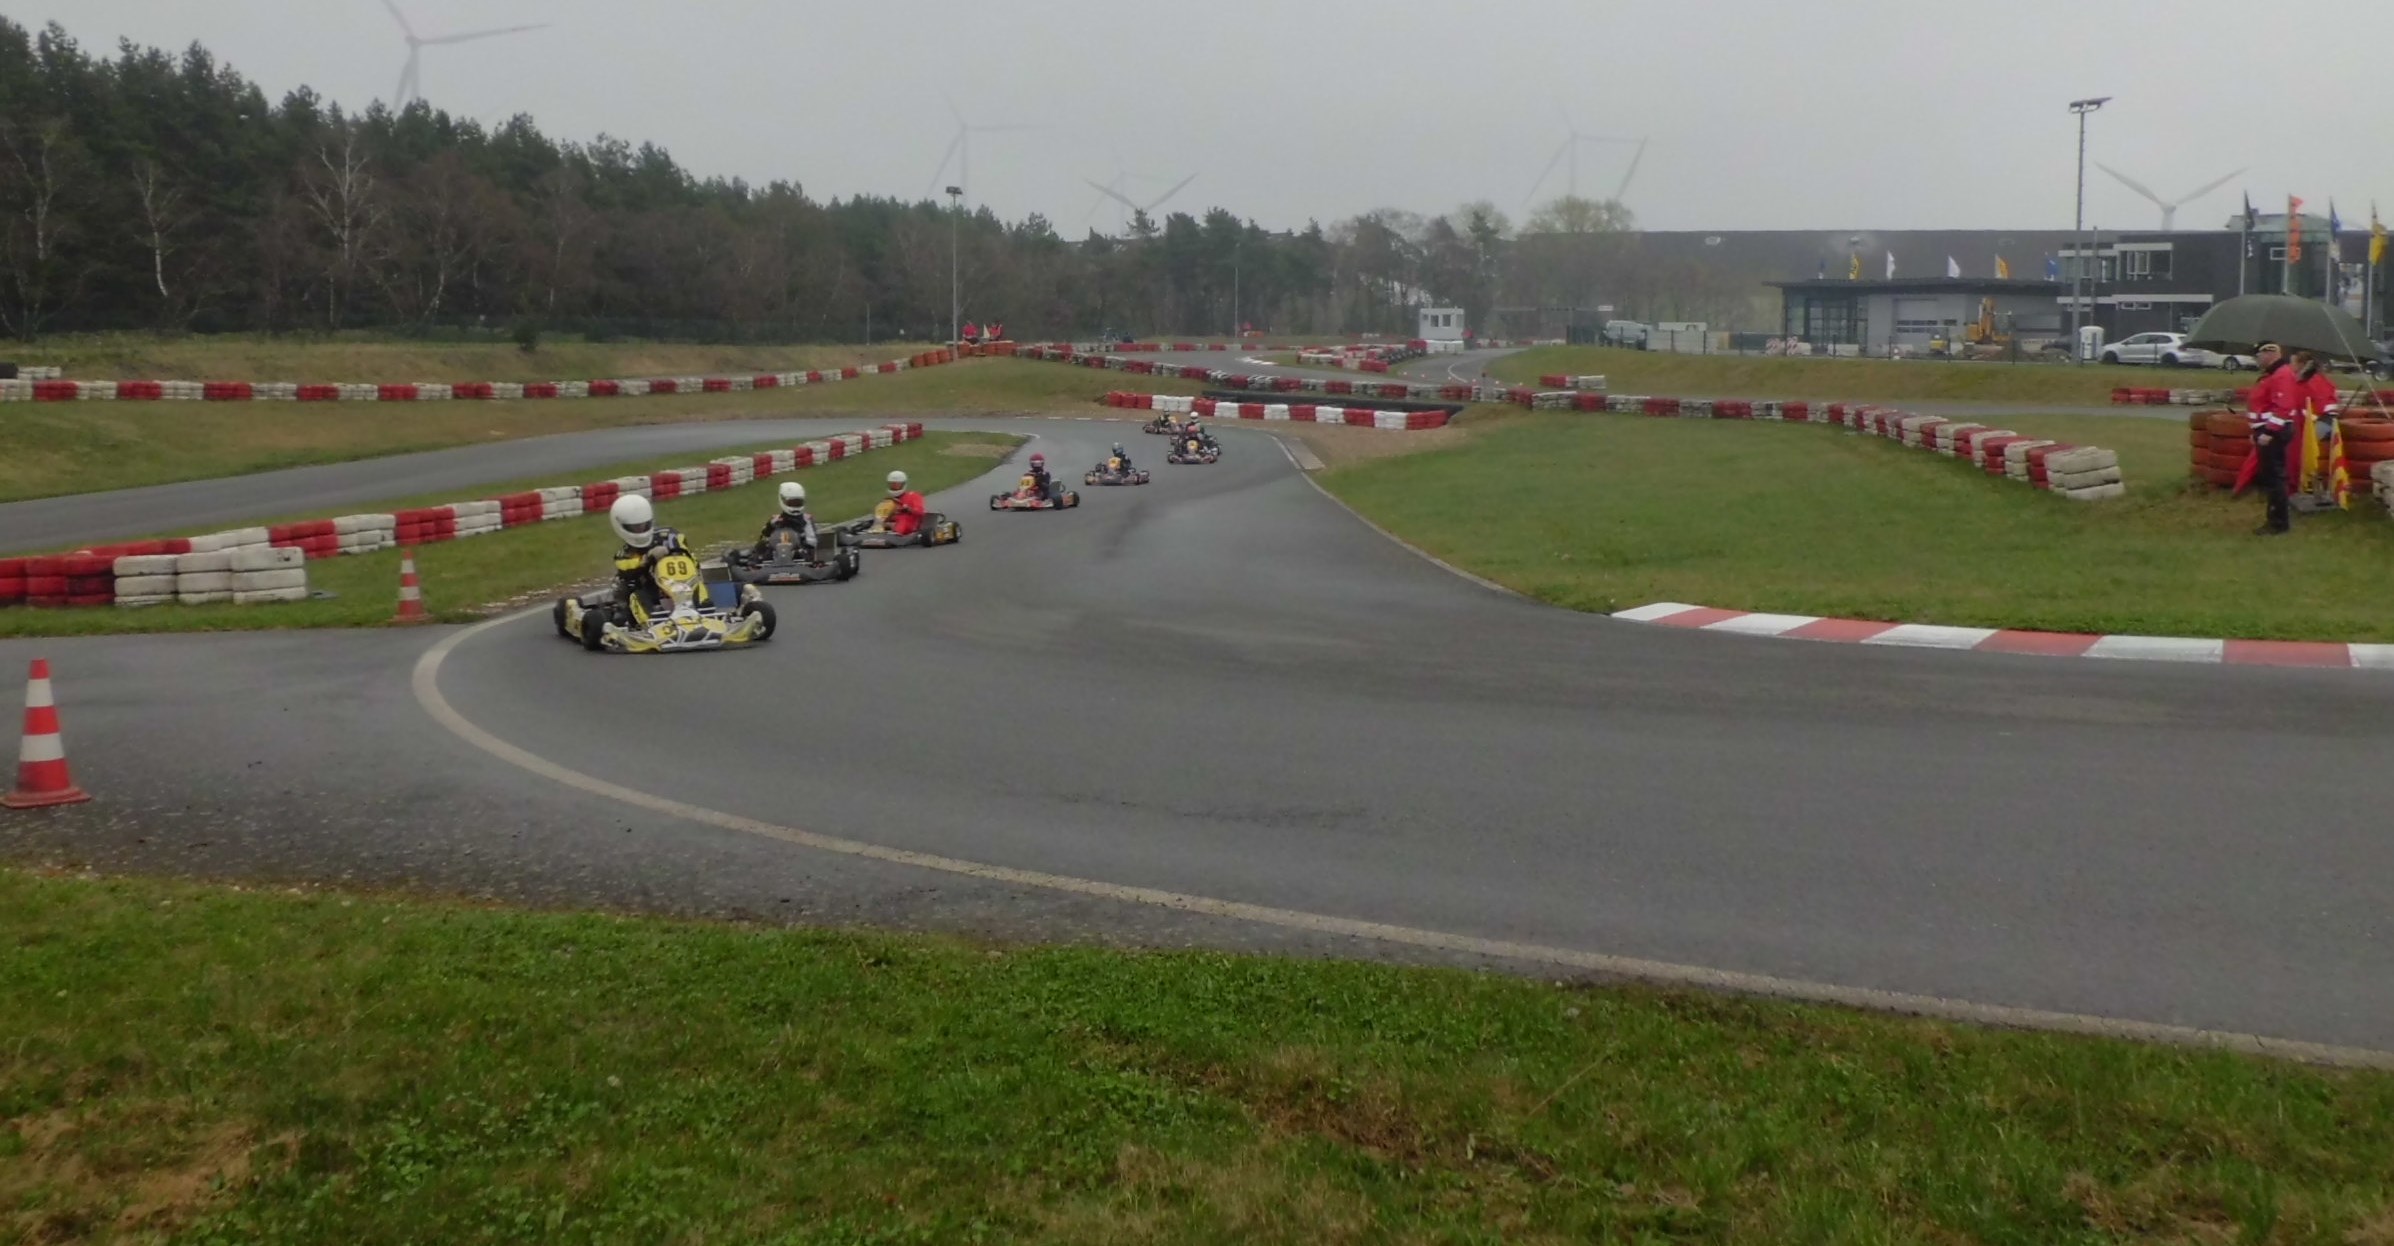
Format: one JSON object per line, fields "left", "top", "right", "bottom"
{"left": 379, "top": 0, "right": 544, "bottom": 110}
{"left": 1084, "top": 172, "right": 1197, "bottom": 233}
{"left": 1523, "top": 108, "right": 1640, "bottom": 211}
{"left": 925, "top": 93, "right": 1036, "bottom": 207}
{"left": 2095, "top": 163, "right": 2246, "bottom": 231}
{"left": 1612, "top": 136, "right": 1648, "bottom": 205}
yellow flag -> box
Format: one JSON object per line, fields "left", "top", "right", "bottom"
{"left": 1995, "top": 256, "right": 2011, "bottom": 279}
{"left": 2331, "top": 421, "right": 2353, "bottom": 509}
{"left": 1848, "top": 253, "right": 1861, "bottom": 280}
{"left": 2372, "top": 205, "right": 2387, "bottom": 265}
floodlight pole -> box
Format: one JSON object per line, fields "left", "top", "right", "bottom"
{"left": 2068, "top": 96, "right": 2109, "bottom": 361}
{"left": 1231, "top": 233, "right": 1242, "bottom": 337}
{"left": 946, "top": 186, "right": 963, "bottom": 347}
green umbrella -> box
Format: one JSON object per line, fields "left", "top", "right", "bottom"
{"left": 2184, "top": 294, "right": 2375, "bottom": 358}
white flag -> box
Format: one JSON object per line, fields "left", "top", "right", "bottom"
{"left": 1886, "top": 251, "right": 1896, "bottom": 279}
{"left": 1946, "top": 256, "right": 1962, "bottom": 278}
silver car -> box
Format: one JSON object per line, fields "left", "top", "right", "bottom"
{"left": 2100, "top": 332, "right": 2221, "bottom": 368}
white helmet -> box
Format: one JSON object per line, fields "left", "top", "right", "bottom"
{"left": 886, "top": 470, "right": 909, "bottom": 494}
{"left": 609, "top": 494, "right": 657, "bottom": 549}
{"left": 778, "top": 481, "right": 807, "bottom": 515}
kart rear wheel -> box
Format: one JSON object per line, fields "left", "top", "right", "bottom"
{"left": 741, "top": 599, "right": 777, "bottom": 641}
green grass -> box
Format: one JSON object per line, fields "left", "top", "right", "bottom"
{"left": 1489, "top": 346, "right": 2223, "bottom": 406}
{"left": 5, "top": 867, "right": 2391, "bottom": 1243}
{"left": 0, "top": 432, "right": 1022, "bottom": 639}
{"left": 1321, "top": 411, "right": 2394, "bottom": 641}
{"left": 0, "top": 359, "right": 1186, "bottom": 505}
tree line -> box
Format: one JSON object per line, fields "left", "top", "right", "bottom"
{"left": 0, "top": 18, "right": 1757, "bottom": 345}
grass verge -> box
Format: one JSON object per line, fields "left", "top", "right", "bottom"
{"left": 1489, "top": 346, "right": 2216, "bottom": 406}
{"left": 1319, "top": 411, "right": 2394, "bottom": 641}
{"left": 0, "top": 432, "right": 1023, "bottom": 639}
{"left": 4, "top": 866, "right": 2391, "bottom": 1243}
{"left": 7, "top": 334, "right": 894, "bottom": 385}
{"left": 0, "top": 360, "right": 1189, "bottom": 504}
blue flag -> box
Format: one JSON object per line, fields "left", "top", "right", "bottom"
{"left": 2045, "top": 255, "right": 2060, "bottom": 281}
{"left": 2330, "top": 201, "right": 2343, "bottom": 241}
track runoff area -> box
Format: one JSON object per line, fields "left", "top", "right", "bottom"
{"left": 7, "top": 353, "right": 2394, "bottom": 1066}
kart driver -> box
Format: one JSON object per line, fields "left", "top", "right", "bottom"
{"left": 884, "top": 470, "right": 928, "bottom": 535}
{"left": 1107, "top": 441, "right": 1135, "bottom": 474}
{"left": 608, "top": 494, "right": 692, "bottom": 612}
{"left": 755, "top": 481, "right": 818, "bottom": 559}
{"left": 1024, "top": 452, "right": 1057, "bottom": 501}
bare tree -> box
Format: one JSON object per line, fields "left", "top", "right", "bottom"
{"left": 298, "top": 132, "right": 386, "bottom": 329}
{"left": 129, "top": 158, "right": 211, "bottom": 329}
{"left": 529, "top": 166, "right": 595, "bottom": 317}
{"left": 380, "top": 151, "right": 494, "bottom": 324}
{"left": 0, "top": 119, "right": 85, "bottom": 340}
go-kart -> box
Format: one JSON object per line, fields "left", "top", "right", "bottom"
{"left": 723, "top": 525, "right": 861, "bottom": 586}
{"left": 553, "top": 541, "right": 775, "bottom": 653}
{"left": 842, "top": 498, "right": 961, "bottom": 548}
{"left": 1166, "top": 435, "right": 1222, "bottom": 465}
{"left": 990, "top": 473, "right": 1082, "bottom": 510}
{"left": 1083, "top": 455, "right": 1151, "bottom": 486}
{"left": 1141, "top": 415, "right": 1182, "bottom": 435}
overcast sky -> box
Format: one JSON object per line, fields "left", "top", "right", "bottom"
{"left": 9, "top": 0, "right": 2391, "bottom": 236}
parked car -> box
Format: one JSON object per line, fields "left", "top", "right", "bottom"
{"left": 2099, "top": 332, "right": 2223, "bottom": 368}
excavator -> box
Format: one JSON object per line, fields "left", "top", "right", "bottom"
{"left": 1931, "top": 298, "right": 2013, "bottom": 360}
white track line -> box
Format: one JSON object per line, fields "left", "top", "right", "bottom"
{"left": 408, "top": 585, "right": 2393, "bottom": 1069}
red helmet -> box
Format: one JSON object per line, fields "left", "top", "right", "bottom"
{"left": 1029, "top": 452, "right": 1046, "bottom": 468}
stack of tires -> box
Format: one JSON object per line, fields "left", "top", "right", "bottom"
{"left": 2188, "top": 410, "right": 2249, "bottom": 489}
{"left": 2342, "top": 419, "right": 2394, "bottom": 494}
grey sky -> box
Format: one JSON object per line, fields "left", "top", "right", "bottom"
{"left": 10, "top": 0, "right": 2392, "bottom": 236}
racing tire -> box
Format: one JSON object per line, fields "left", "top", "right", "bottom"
{"left": 741, "top": 600, "right": 777, "bottom": 642}
{"left": 838, "top": 551, "right": 861, "bottom": 580}
{"left": 578, "top": 609, "right": 608, "bottom": 652}
{"left": 552, "top": 599, "right": 572, "bottom": 639}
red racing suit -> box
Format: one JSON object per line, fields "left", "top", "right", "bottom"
{"left": 887, "top": 489, "right": 928, "bottom": 535}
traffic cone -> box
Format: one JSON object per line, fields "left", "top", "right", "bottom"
{"left": 394, "top": 547, "right": 428, "bottom": 623}
{"left": 5, "top": 658, "right": 90, "bottom": 809}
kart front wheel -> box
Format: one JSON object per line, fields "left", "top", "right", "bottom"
{"left": 578, "top": 609, "right": 608, "bottom": 652}
{"left": 552, "top": 599, "right": 572, "bottom": 638}
{"left": 741, "top": 600, "right": 777, "bottom": 642}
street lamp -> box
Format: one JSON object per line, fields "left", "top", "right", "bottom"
{"left": 2067, "top": 96, "right": 2110, "bottom": 358}
{"left": 945, "top": 185, "right": 963, "bottom": 347}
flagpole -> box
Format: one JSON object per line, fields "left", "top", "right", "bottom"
{"left": 2221, "top": 212, "right": 2240, "bottom": 297}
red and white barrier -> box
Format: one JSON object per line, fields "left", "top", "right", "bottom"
{"left": 1101, "top": 391, "right": 1452, "bottom": 431}
{"left": 5, "top": 421, "right": 929, "bottom": 611}
{"left": 0, "top": 351, "right": 960, "bottom": 406}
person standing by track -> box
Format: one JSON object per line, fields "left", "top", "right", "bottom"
{"left": 2244, "top": 343, "right": 2304, "bottom": 534}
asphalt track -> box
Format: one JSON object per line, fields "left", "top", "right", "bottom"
{"left": 0, "top": 345, "right": 2164, "bottom": 555}
{"left": 8, "top": 409, "right": 2394, "bottom": 1060}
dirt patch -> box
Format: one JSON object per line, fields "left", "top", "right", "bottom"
{"left": 941, "top": 441, "right": 1018, "bottom": 458}
{"left": 3, "top": 1111, "right": 284, "bottom": 1242}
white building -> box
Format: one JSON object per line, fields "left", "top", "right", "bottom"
{"left": 1417, "top": 306, "right": 1465, "bottom": 342}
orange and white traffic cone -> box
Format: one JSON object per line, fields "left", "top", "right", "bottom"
{"left": 394, "top": 547, "right": 428, "bottom": 623}
{"left": 4, "top": 658, "right": 90, "bottom": 809}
